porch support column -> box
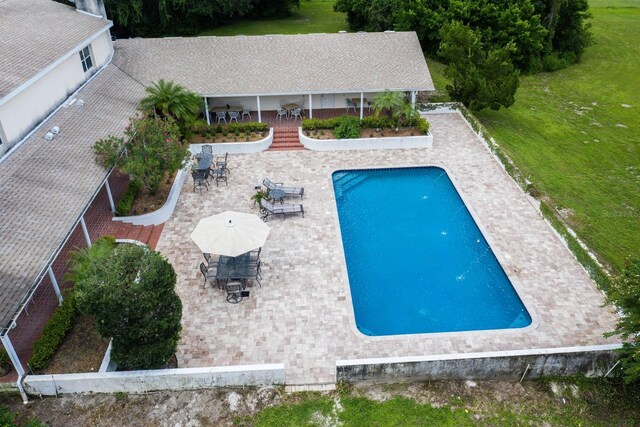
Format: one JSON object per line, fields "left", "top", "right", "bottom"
{"left": 80, "top": 216, "right": 91, "bottom": 247}
{"left": 48, "top": 266, "right": 63, "bottom": 304}
{"left": 308, "top": 94, "right": 313, "bottom": 118}
{"left": 204, "top": 97, "right": 211, "bottom": 125}
{"left": 360, "top": 92, "right": 364, "bottom": 119}
{"left": 411, "top": 91, "right": 416, "bottom": 109}
{"left": 105, "top": 180, "right": 115, "bottom": 213}
{"left": 0, "top": 334, "right": 25, "bottom": 378}
{"left": 257, "top": 96, "right": 262, "bottom": 123}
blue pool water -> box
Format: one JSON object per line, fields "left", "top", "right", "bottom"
{"left": 332, "top": 167, "right": 531, "bottom": 336}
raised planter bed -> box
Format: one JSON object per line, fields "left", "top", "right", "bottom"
{"left": 113, "top": 129, "right": 273, "bottom": 226}
{"left": 299, "top": 127, "right": 432, "bottom": 151}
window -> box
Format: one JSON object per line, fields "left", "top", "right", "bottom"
{"left": 79, "top": 46, "right": 93, "bottom": 72}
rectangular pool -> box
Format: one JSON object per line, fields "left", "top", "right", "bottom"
{"left": 333, "top": 167, "right": 531, "bottom": 336}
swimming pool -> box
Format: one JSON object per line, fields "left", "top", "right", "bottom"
{"left": 333, "top": 167, "right": 531, "bottom": 336}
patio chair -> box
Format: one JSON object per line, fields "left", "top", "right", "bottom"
{"left": 204, "top": 253, "right": 219, "bottom": 269}
{"left": 241, "top": 107, "right": 252, "bottom": 121}
{"left": 346, "top": 98, "right": 356, "bottom": 112}
{"left": 216, "top": 111, "right": 227, "bottom": 124}
{"left": 260, "top": 199, "right": 304, "bottom": 221}
{"left": 262, "top": 177, "right": 304, "bottom": 199}
{"left": 199, "top": 262, "right": 217, "bottom": 288}
{"left": 276, "top": 108, "right": 288, "bottom": 121}
{"left": 201, "top": 145, "right": 213, "bottom": 156}
{"left": 213, "top": 167, "right": 228, "bottom": 186}
{"left": 224, "top": 281, "right": 245, "bottom": 303}
{"left": 215, "top": 152, "right": 230, "bottom": 175}
{"left": 228, "top": 111, "right": 239, "bottom": 123}
{"left": 290, "top": 107, "right": 302, "bottom": 121}
{"left": 192, "top": 170, "right": 209, "bottom": 193}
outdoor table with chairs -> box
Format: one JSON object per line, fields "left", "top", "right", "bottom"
{"left": 191, "top": 147, "right": 230, "bottom": 192}
{"left": 210, "top": 105, "right": 243, "bottom": 124}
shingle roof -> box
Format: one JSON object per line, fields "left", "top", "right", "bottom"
{"left": 113, "top": 32, "right": 434, "bottom": 96}
{"left": 0, "top": 0, "right": 111, "bottom": 99}
{"left": 0, "top": 65, "right": 144, "bottom": 332}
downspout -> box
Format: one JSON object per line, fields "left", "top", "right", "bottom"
{"left": 0, "top": 32, "right": 116, "bottom": 165}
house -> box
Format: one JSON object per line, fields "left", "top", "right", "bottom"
{"left": 0, "top": 0, "right": 113, "bottom": 152}
{"left": 112, "top": 31, "right": 434, "bottom": 122}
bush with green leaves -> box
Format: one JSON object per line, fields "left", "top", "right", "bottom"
{"left": 28, "top": 290, "right": 77, "bottom": 372}
{"left": 605, "top": 259, "right": 640, "bottom": 383}
{"left": 438, "top": 21, "right": 519, "bottom": 111}
{"left": 94, "top": 115, "right": 189, "bottom": 195}
{"left": 302, "top": 113, "right": 429, "bottom": 135}
{"left": 333, "top": 115, "right": 361, "bottom": 139}
{"left": 70, "top": 242, "right": 182, "bottom": 370}
{"left": 139, "top": 80, "right": 204, "bottom": 138}
{"left": 114, "top": 181, "right": 141, "bottom": 216}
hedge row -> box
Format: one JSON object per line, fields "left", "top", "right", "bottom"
{"left": 115, "top": 181, "right": 141, "bottom": 217}
{"left": 193, "top": 122, "right": 268, "bottom": 136}
{"left": 302, "top": 115, "right": 430, "bottom": 135}
{"left": 28, "top": 290, "right": 77, "bottom": 372}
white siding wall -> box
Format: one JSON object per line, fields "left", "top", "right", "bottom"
{"left": 0, "top": 29, "right": 112, "bottom": 148}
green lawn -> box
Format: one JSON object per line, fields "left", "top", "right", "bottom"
{"left": 473, "top": 1, "right": 640, "bottom": 272}
{"left": 199, "top": 1, "right": 347, "bottom": 36}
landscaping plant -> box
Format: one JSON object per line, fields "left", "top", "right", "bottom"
{"left": 605, "top": 259, "right": 640, "bottom": 383}
{"left": 71, "top": 243, "right": 182, "bottom": 370}
{"left": 93, "top": 115, "right": 189, "bottom": 195}
{"left": 139, "top": 79, "right": 203, "bottom": 138}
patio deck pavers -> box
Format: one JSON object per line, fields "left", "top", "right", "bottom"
{"left": 155, "top": 112, "right": 619, "bottom": 388}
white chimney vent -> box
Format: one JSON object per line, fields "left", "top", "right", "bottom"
{"left": 51, "top": 126, "right": 60, "bottom": 134}
{"left": 44, "top": 132, "right": 54, "bottom": 141}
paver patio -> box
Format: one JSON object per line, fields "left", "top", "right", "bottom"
{"left": 155, "top": 112, "right": 619, "bottom": 388}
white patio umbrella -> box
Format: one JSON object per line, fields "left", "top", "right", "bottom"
{"left": 190, "top": 211, "right": 270, "bottom": 257}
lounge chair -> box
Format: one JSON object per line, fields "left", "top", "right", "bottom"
{"left": 260, "top": 199, "right": 304, "bottom": 221}
{"left": 262, "top": 177, "right": 304, "bottom": 199}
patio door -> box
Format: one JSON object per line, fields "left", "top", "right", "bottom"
{"left": 320, "top": 94, "right": 334, "bottom": 109}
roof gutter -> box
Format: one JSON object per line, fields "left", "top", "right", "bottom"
{"left": 200, "top": 88, "right": 434, "bottom": 99}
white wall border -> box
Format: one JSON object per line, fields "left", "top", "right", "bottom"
{"left": 299, "top": 127, "right": 432, "bottom": 151}
{"left": 23, "top": 363, "right": 285, "bottom": 396}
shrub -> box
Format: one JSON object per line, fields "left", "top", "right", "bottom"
{"left": 94, "top": 116, "right": 189, "bottom": 195}
{"left": 0, "top": 348, "right": 9, "bottom": 365}
{"left": 333, "top": 115, "right": 361, "bottom": 139}
{"left": 605, "top": 259, "right": 640, "bottom": 383}
{"left": 416, "top": 118, "right": 430, "bottom": 134}
{"left": 361, "top": 115, "right": 394, "bottom": 129}
{"left": 28, "top": 290, "right": 77, "bottom": 372}
{"left": 72, "top": 244, "right": 182, "bottom": 370}
{"left": 115, "top": 181, "right": 141, "bottom": 216}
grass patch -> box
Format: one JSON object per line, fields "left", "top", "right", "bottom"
{"left": 465, "top": 3, "right": 640, "bottom": 273}
{"left": 200, "top": 1, "right": 346, "bottom": 36}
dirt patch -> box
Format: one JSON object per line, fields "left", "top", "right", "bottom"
{"left": 41, "top": 315, "right": 109, "bottom": 375}
{"left": 303, "top": 127, "right": 426, "bottom": 140}
{"left": 3, "top": 379, "right": 639, "bottom": 426}
{"left": 128, "top": 172, "right": 175, "bottom": 216}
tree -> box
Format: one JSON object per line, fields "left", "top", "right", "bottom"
{"left": 438, "top": 22, "right": 519, "bottom": 111}
{"left": 71, "top": 242, "right": 182, "bottom": 370}
{"left": 139, "top": 79, "right": 203, "bottom": 137}
{"left": 605, "top": 259, "right": 640, "bottom": 383}
{"left": 372, "top": 90, "right": 406, "bottom": 120}
{"left": 93, "top": 115, "right": 189, "bottom": 195}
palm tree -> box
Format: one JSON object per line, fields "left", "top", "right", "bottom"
{"left": 371, "top": 90, "right": 405, "bottom": 120}
{"left": 139, "top": 80, "right": 203, "bottom": 134}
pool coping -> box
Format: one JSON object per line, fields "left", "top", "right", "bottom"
{"left": 329, "top": 164, "right": 540, "bottom": 342}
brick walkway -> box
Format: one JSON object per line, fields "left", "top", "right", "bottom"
{"left": 1, "top": 171, "right": 163, "bottom": 383}
{"left": 157, "top": 113, "right": 618, "bottom": 389}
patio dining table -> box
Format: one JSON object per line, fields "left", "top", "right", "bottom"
{"left": 211, "top": 105, "right": 242, "bottom": 113}
{"left": 281, "top": 103, "right": 299, "bottom": 111}
{"left": 215, "top": 254, "right": 259, "bottom": 287}
{"left": 351, "top": 98, "right": 369, "bottom": 108}
{"left": 196, "top": 153, "right": 213, "bottom": 170}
